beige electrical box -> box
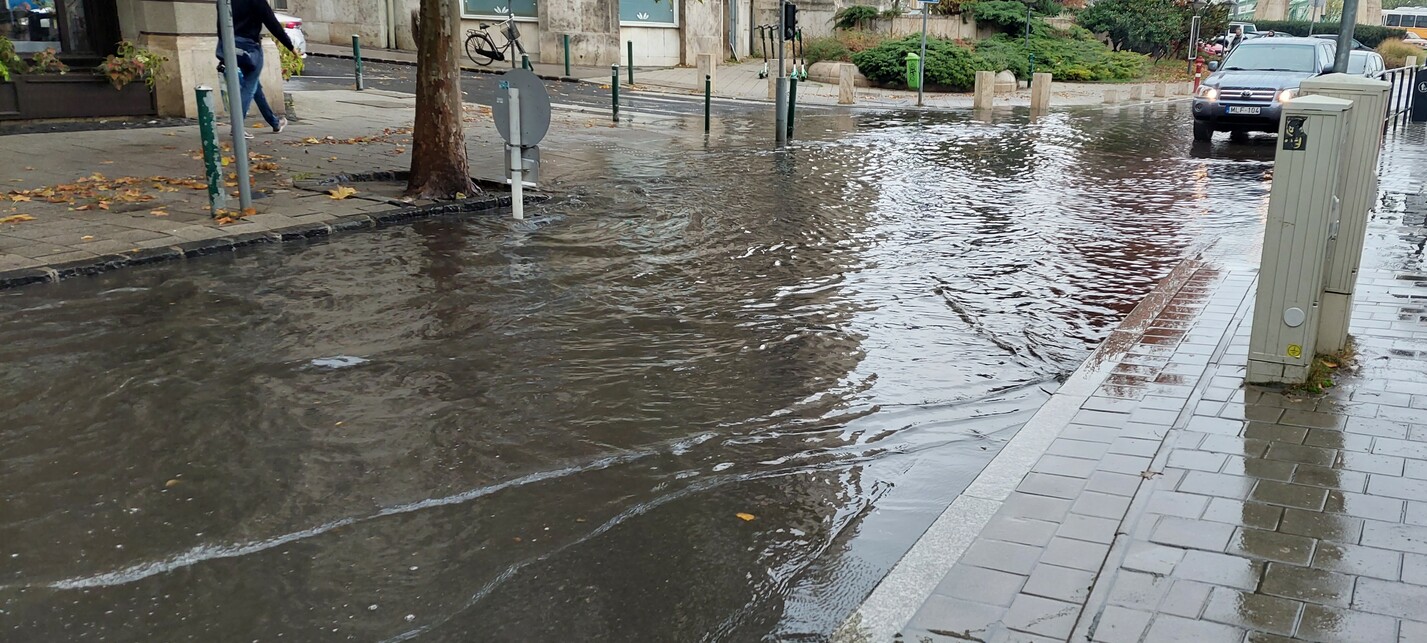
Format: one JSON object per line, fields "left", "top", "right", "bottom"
{"left": 1248, "top": 95, "right": 1354, "bottom": 384}
{"left": 1299, "top": 74, "right": 1392, "bottom": 352}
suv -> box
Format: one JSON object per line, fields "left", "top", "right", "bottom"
{"left": 1191, "top": 37, "right": 1338, "bottom": 142}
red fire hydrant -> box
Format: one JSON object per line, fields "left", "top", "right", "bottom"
{"left": 1194, "top": 57, "right": 1207, "bottom": 92}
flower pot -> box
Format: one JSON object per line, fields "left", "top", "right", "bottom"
{"left": 0, "top": 74, "right": 157, "bottom": 120}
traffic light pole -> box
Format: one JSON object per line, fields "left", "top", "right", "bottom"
{"left": 774, "top": 0, "right": 788, "bottom": 146}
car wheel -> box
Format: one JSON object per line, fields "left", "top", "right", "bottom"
{"left": 1193, "top": 121, "right": 1214, "bottom": 142}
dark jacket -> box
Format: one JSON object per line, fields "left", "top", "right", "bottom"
{"left": 221, "top": 0, "right": 296, "bottom": 52}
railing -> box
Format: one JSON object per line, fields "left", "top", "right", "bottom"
{"left": 1374, "top": 63, "right": 1420, "bottom": 128}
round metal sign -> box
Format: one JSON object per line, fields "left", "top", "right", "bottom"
{"left": 494, "top": 69, "right": 552, "bottom": 147}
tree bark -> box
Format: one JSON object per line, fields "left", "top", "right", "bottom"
{"left": 406, "top": 0, "right": 476, "bottom": 199}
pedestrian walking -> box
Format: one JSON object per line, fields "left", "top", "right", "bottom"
{"left": 216, "top": 0, "right": 296, "bottom": 138}
{"left": 1227, "top": 25, "right": 1243, "bottom": 52}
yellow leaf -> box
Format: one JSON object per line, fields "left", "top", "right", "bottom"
{"left": 328, "top": 186, "right": 357, "bottom": 200}
{"left": 455, "top": 192, "right": 467, "bottom": 199}
{"left": 9, "top": 194, "right": 31, "bottom": 202}
{"left": 0, "top": 214, "right": 35, "bottom": 223}
{"left": 303, "top": 137, "right": 320, "bottom": 144}
{"left": 736, "top": 512, "right": 756, "bottom": 522}
{"left": 100, "top": 160, "right": 114, "bottom": 165}
{"left": 150, "top": 209, "right": 168, "bottom": 216}
{"left": 81, "top": 235, "right": 95, "bottom": 241}
{"left": 221, "top": 156, "right": 232, "bottom": 167}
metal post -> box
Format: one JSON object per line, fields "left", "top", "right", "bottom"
{"left": 774, "top": 0, "right": 788, "bottom": 146}
{"left": 918, "top": 2, "right": 928, "bottom": 107}
{"left": 1189, "top": 15, "right": 1201, "bottom": 75}
{"left": 195, "top": 87, "right": 225, "bottom": 216}
{"left": 611, "top": 64, "right": 619, "bottom": 122}
{"left": 1333, "top": 0, "right": 1360, "bottom": 74}
{"left": 353, "top": 34, "right": 364, "bottom": 90}
{"left": 787, "top": 76, "right": 798, "bottom": 140}
{"left": 1024, "top": 4, "right": 1034, "bottom": 78}
{"left": 563, "top": 34, "right": 571, "bottom": 77}
{"left": 627, "top": 41, "right": 634, "bottom": 85}
{"left": 508, "top": 86, "right": 524, "bottom": 220}
{"left": 522, "top": 52, "right": 531, "bottom": 71}
{"left": 704, "top": 74, "right": 711, "bottom": 133}
{"left": 216, "top": 0, "right": 251, "bottom": 211}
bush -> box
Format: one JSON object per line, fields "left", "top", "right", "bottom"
{"left": 1253, "top": 20, "right": 1408, "bottom": 47}
{"left": 852, "top": 35, "right": 987, "bottom": 90}
{"left": 976, "top": 29, "right": 1148, "bottom": 80}
{"left": 971, "top": 0, "right": 1033, "bottom": 31}
{"left": 1377, "top": 38, "right": 1420, "bottom": 68}
{"left": 833, "top": 5, "right": 882, "bottom": 30}
{"left": 804, "top": 36, "right": 853, "bottom": 65}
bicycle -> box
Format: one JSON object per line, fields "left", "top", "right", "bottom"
{"left": 465, "top": 16, "right": 528, "bottom": 68}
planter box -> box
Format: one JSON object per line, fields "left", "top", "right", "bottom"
{"left": 0, "top": 74, "right": 156, "bottom": 121}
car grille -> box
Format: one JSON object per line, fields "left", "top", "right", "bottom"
{"left": 1220, "top": 87, "right": 1278, "bottom": 102}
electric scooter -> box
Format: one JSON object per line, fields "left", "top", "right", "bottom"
{"left": 795, "top": 28, "right": 808, "bottom": 80}
{"left": 757, "top": 25, "right": 770, "bottom": 79}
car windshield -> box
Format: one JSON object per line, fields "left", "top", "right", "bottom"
{"left": 1222, "top": 44, "right": 1317, "bottom": 72}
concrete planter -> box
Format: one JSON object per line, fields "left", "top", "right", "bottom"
{"left": 807, "top": 61, "right": 871, "bottom": 87}
{"left": 0, "top": 74, "right": 157, "bottom": 121}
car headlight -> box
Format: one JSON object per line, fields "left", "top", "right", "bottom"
{"left": 1278, "top": 88, "right": 1298, "bottom": 102}
{"left": 1196, "top": 86, "right": 1218, "bottom": 101}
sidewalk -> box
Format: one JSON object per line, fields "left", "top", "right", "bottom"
{"left": 844, "top": 124, "right": 1427, "bottom": 642}
{"left": 630, "top": 61, "right": 1194, "bottom": 108}
{"left": 305, "top": 41, "right": 633, "bottom": 83}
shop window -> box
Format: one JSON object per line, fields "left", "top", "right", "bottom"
{"left": 463, "top": 0, "right": 537, "bottom": 20}
{"left": 621, "top": 0, "right": 676, "bottom": 26}
{"left": 4, "top": 0, "right": 116, "bottom": 56}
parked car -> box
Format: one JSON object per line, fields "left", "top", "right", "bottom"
{"left": 275, "top": 11, "right": 306, "bottom": 57}
{"left": 1403, "top": 36, "right": 1427, "bottom": 49}
{"left": 1192, "top": 37, "right": 1339, "bottom": 142}
{"left": 1309, "top": 33, "right": 1370, "bottom": 50}
{"left": 1348, "top": 50, "right": 1387, "bottom": 76}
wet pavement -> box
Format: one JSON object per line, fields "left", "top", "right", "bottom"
{"left": 0, "top": 101, "right": 1296, "bottom": 641}
{"left": 887, "top": 123, "right": 1427, "bottom": 642}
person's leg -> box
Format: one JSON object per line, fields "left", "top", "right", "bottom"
{"left": 237, "top": 40, "right": 264, "bottom": 120}
{"left": 253, "top": 83, "right": 280, "bottom": 129}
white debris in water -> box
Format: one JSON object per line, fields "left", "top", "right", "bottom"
{"left": 309, "top": 356, "right": 369, "bottom": 369}
{"left": 368, "top": 604, "right": 379, "bottom": 611}
{"left": 404, "top": 614, "right": 416, "bottom": 622}
{"left": 712, "top": 463, "right": 733, "bottom": 472}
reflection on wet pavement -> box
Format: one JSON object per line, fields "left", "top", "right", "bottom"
{"left": 0, "top": 103, "right": 1280, "bottom": 641}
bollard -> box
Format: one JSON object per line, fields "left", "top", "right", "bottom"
{"left": 787, "top": 76, "right": 798, "bottom": 140}
{"left": 1103, "top": 88, "right": 1123, "bottom": 104}
{"left": 563, "top": 34, "right": 571, "bottom": 77}
{"left": 768, "top": 74, "right": 777, "bottom": 100}
{"left": 1247, "top": 96, "right": 1354, "bottom": 384}
{"left": 611, "top": 64, "right": 619, "bottom": 122}
{"left": 1127, "top": 85, "right": 1143, "bottom": 101}
{"left": 1155, "top": 83, "right": 1169, "bottom": 98}
{"left": 353, "top": 35, "right": 364, "bottom": 90}
{"left": 1030, "top": 72, "right": 1051, "bottom": 113}
{"left": 627, "top": 41, "right": 634, "bottom": 85}
{"left": 973, "top": 70, "right": 994, "bottom": 110}
{"left": 195, "top": 87, "right": 225, "bottom": 216}
{"left": 838, "top": 63, "right": 855, "bottom": 105}
{"left": 704, "top": 74, "right": 712, "bottom": 133}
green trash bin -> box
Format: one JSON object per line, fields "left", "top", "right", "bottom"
{"left": 905, "top": 52, "right": 921, "bottom": 90}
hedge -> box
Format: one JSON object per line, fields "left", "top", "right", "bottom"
{"left": 851, "top": 29, "right": 1148, "bottom": 89}
{"left": 1252, "top": 20, "right": 1408, "bottom": 47}
{"left": 852, "top": 35, "right": 989, "bottom": 90}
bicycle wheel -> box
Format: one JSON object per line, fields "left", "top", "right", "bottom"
{"left": 465, "top": 32, "right": 497, "bottom": 66}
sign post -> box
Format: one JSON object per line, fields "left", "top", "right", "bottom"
{"left": 918, "top": 0, "right": 932, "bottom": 107}
{"left": 494, "top": 69, "right": 552, "bottom": 220}
{"left": 216, "top": 0, "right": 251, "bottom": 211}
{"left": 196, "top": 87, "right": 225, "bottom": 216}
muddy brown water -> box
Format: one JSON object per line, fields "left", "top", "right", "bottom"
{"left": 1, "top": 104, "right": 1278, "bottom": 641}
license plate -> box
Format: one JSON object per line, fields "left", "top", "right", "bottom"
{"left": 1227, "top": 106, "right": 1262, "bottom": 115}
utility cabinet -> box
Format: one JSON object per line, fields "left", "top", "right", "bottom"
{"left": 1248, "top": 96, "right": 1354, "bottom": 384}
{"left": 1299, "top": 74, "right": 1392, "bottom": 352}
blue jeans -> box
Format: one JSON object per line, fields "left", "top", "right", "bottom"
{"left": 216, "top": 37, "right": 278, "bottom": 129}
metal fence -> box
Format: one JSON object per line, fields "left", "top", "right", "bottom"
{"left": 1375, "top": 64, "right": 1420, "bottom": 128}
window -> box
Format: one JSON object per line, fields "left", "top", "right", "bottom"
{"left": 463, "top": 0, "right": 536, "bottom": 20}
{"left": 1386, "top": 13, "right": 1401, "bottom": 26}
{"left": 621, "top": 0, "right": 676, "bottom": 26}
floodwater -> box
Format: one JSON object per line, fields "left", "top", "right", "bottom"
{"left": 1, "top": 104, "right": 1277, "bottom": 641}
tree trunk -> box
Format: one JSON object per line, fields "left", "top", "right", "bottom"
{"left": 406, "top": 0, "right": 476, "bottom": 199}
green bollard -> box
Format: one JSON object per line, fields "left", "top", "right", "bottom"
{"left": 787, "top": 77, "right": 798, "bottom": 140}
{"left": 612, "top": 64, "right": 619, "bottom": 122}
{"left": 195, "top": 87, "right": 225, "bottom": 216}
{"left": 704, "top": 74, "right": 711, "bottom": 134}
{"left": 563, "top": 34, "right": 571, "bottom": 77}
{"left": 352, "top": 35, "right": 364, "bottom": 90}
{"left": 627, "top": 41, "right": 634, "bottom": 85}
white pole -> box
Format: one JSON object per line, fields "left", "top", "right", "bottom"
{"left": 918, "top": 2, "right": 928, "bottom": 107}
{"left": 508, "top": 86, "right": 524, "bottom": 221}
{"left": 216, "top": 0, "right": 252, "bottom": 210}
{"left": 774, "top": 0, "right": 788, "bottom": 146}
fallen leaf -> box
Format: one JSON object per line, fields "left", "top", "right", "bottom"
{"left": 303, "top": 137, "right": 320, "bottom": 144}
{"left": 242, "top": 207, "right": 257, "bottom": 216}
{"left": 165, "top": 479, "right": 181, "bottom": 488}
{"left": 0, "top": 214, "right": 35, "bottom": 223}
{"left": 150, "top": 209, "right": 168, "bottom": 216}
{"left": 100, "top": 160, "right": 114, "bottom": 165}
{"left": 81, "top": 235, "right": 95, "bottom": 241}
{"left": 455, "top": 192, "right": 467, "bottom": 199}
{"left": 736, "top": 512, "right": 756, "bottom": 522}
{"left": 8, "top": 194, "right": 31, "bottom": 202}
{"left": 328, "top": 186, "right": 357, "bottom": 200}
{"left": 1322, "top": 359, "right": 1339, "bottom": 369}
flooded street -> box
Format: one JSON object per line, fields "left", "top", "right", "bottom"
{"left": 1, "top": 103, "right": 1277, "bottom": 641}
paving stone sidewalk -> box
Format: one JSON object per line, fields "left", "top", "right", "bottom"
{"left": 868, "top": 127, "right": 1427, "bottom": 641}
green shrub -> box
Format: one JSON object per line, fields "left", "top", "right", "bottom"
{"left": 852, "top": 35, "right": 987, "bottom": 90}
{"left": 974, "top": 30, "right": 1149, "bottom": 81}
{"left": 971, "top": 0, "right": 1033, "bottom": 31}
{"left": 1253, "top": 20, "right": 1408, "bottom": 47}
{"left": 804, "top": 36, "right": 853, "bottom": 65}
{"left": 833, "top": 5, "right": 882, "bottom": 30}
{"left": 1377, "top": 37, "right": 1419, "bottom": 68}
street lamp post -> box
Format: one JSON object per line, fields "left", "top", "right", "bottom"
{"left": 1022, "top": 0, "right": 1035, "bottom": 79}
{"left": 1189, "top": 0, "right": 1207, "bottom": 75}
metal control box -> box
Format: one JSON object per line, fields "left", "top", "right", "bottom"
{"left": 1248, "top": 95, "right": 1354, "bottom": 384}
{"left": 1299, "top": 74, "right": 1391, "bottom": 351}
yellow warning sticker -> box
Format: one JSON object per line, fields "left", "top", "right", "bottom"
{"left": 1287, "top": 344, "right": 1303, "bottom": 359}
